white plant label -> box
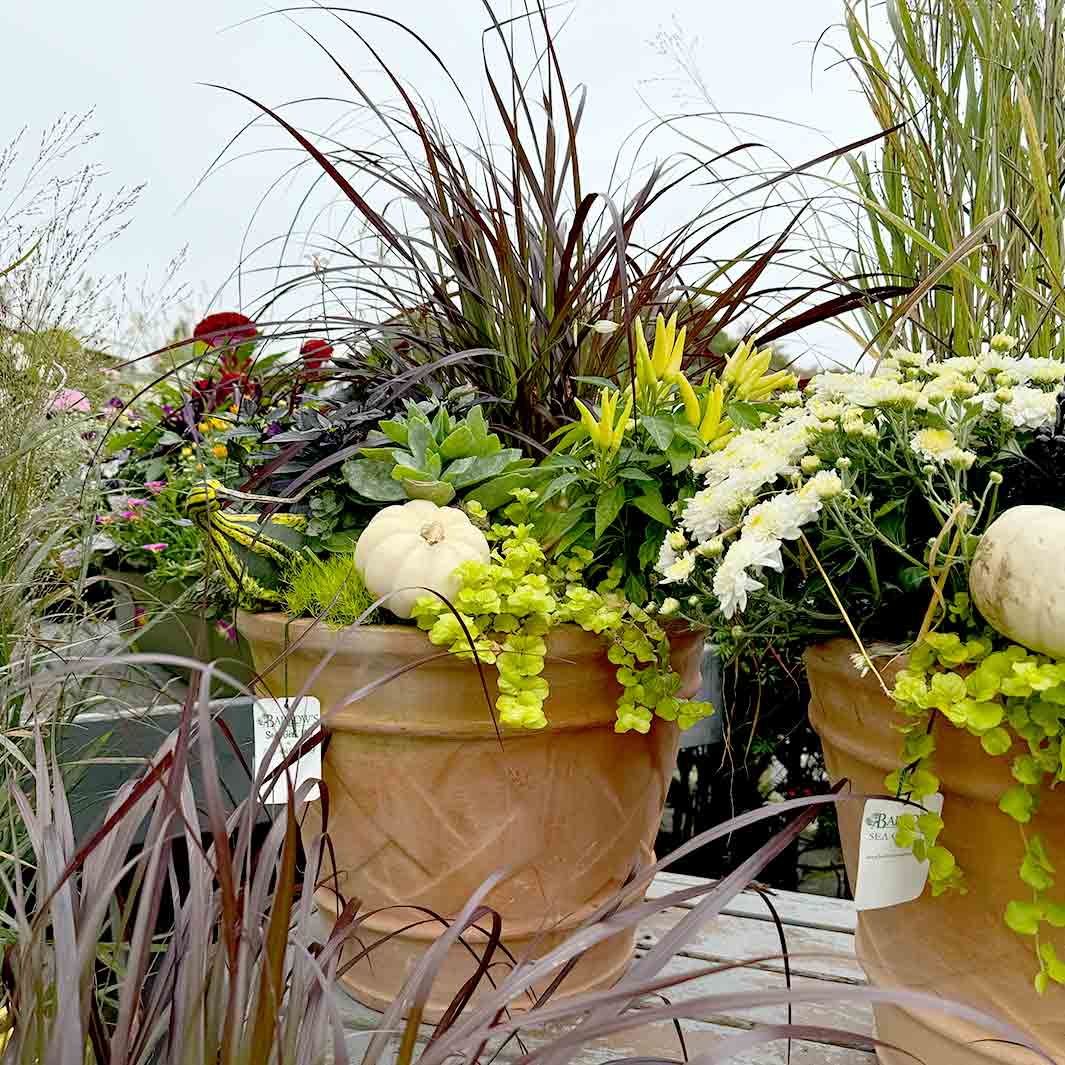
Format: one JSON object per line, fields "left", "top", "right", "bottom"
{"left": 853, "top": 792, "right": 944, "bottom": 911}
{"left": 252, "top": 696, "right": 322, "bottom": 805}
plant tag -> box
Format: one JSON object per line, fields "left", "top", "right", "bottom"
{"left": 853, "top": 792, "right": 944, "bottom": 911}
{"left": 252, "top": 696, "right": 322, "bottom": 805}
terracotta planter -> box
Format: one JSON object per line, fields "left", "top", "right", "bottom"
{"left": 237, "top": 612, "right": 704, "bottom": 1018}
{"left": 806, "top": 639, "right": 1065, "bottom": 1065}
{"left": 107, "top": 569, "right": 256, "bottom": 695}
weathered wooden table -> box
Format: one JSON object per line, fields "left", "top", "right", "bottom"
{"left": 334, "top": 871, "right": 872, "bottom": 1064}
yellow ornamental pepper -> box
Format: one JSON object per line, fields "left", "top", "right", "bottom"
{"left": 634, "top": 318, "right": 658, "bottom": 395}
{"left": 675, "top": 372, "right": 701, "bottom": 428}
{"left": 651, "top": 312, "right": 679, "bottom": 377}
{"left": 698, "top": 383, "right": 726, "bottom": 444}
{"left": 736, "top": 347, "right": 773, "bottom": 393}
{"left": 610, "top": 392, "right": 634, "bottom": 452}
{"left": 744, "top": 369, "right": 798, "bottom": 402}
{"left": 574, "top": 397, "right": 605, "bottom": 446}
{"left": 664, "top": 325, "right": 687, "bottom": 380}
{"left": 721, "top": 339, "right": 754, "bottom": 387}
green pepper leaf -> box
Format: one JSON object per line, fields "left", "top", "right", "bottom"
{"left": 632, "top": 491, "right": 673, "bottom": 526}
{"left": 726, "top": 400, "right": 762, "bottom": 430}
{"left": 594, "top": 483, "right": 627, "bottom": 541}
{"left": 640, "top": 415, "right": 675, "bottom": 451}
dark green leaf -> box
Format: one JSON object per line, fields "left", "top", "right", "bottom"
{"left": 595, "top": 483, "right": 627, "bottom": 540}
{"left": 536, "top": 505, "right": 587, "bottom": 549}
{"left": 667, "top": 442, "right": 693, "bottom": 475}
{"left": 618, "top": 466, "right": 655, "bottom": 482}
{"left": 673, "top": 423, "right": 704, "bottom": 448}
{"left": 726, "top": 401, "right": 762, "bottom": 430}
{"left": 555, "top": 520, "right": 593, "bottom": 556}
{"left": 540, "top": 471, "right": 580, "bottom": 503}
{"left": 465, "top": 467, "right": 548, "bottom": 511}
{"left": 624, "top": 572, "right": 648, "bottom": 605}
{"left": 572, "top": 375, "right": 619, "bottom": 390}
{"left": 640, "top": 415, "right": 675, "bottom": 450}
{"left": 632, "top": 492, "right": 673, "bottom": 525}
{"left": 899, "top": 566, "right": 927, "bottom": 593}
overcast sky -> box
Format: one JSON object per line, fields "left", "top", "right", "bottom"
{"left": 1, "top": 1, "right": 883, "bottom": 362}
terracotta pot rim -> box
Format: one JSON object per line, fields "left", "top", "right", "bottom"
{"left": 237, "top": 609, "right": 705, "bottom": 658}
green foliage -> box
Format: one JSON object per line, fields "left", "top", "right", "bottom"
{"left": 838, "top": 0, "right": 1065, "bottom": 356}
{"left": 891, "top": 602, "right": 1065, "bottom": 990}
{"left": 342, "top": 402, "right": 529, "bottom": 506}
{"left": 410, "top": 506, "right": 712, "bottom": 734}
{"left": 284, "top": 552, "right": 378, "bottom": 627}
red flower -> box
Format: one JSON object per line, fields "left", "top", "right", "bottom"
{"left": 193, "top": 312, "right": 258, "bottom": 363}
{"left": 300, "top": 338, "right": 333, "bottom": 372}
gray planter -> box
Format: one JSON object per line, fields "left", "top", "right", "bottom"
{"left": 57, "top": 698, "right": 258, "bottom": 843}
{"left": 679, "top": 643, "right": 724, "bottom": 749}
{"left": 106, "top": 569, "right": 257, "bottom": 696}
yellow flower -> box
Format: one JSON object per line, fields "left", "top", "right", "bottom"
{"left": 212, "top": 444, "right": 228, "bottom": 460}
{"left": 181, "top": 446, "right": 193, "bottom": 457}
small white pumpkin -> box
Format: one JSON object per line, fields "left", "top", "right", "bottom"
{"left": 970, "top": 504, "right": 1065, "bottom": 658}
{"left": 354, "top": 499, "right": 490, "bottom": 619}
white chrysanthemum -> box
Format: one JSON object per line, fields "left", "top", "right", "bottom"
{"left": 801, "top": 470, "right": 844, "bottom": 499}
{"left": 997, "top": 386, "right": 1057, "bottom": 429}
{"left": 655, "top": 535, "right": 678, "bottom": 576}
{"left": 808, "top": 372, "right": 921, "bottom": 409}
{"left": 681, "top": 480, "right": 749, "bottom": 541}
{"left": 661, "top": 551, "right": 696, "bottom": 584}
{"left": 712, "top": 536, "right": 784, "bottom": 618}
{"left": 743, "top": 491, "right": 821, "bottom": 543}
{"left": 911, "top": 428, "right": 958, "bottom": 461}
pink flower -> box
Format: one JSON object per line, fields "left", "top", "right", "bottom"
{"left": 133, "top": 606, "right": 147, "bottom": 628}
{"left": 49, "top": 388, "right": 91, "bottom": 414}
{"left": 119, "top": 510, "right": 138, "bottom": 520}
{"left": 143, "top": 543, "right": 168, "bottom": 553}
{"left": 126, "top": 497, "right": 149, "bottom": 508}
{"left": 215, "top": 619, "right": 237, "bottom": 643}
{"left": 145, "top": 480, "right": 166, "bottom": 495}
{"left": 96, "top": 515, "right": 114, "bottom": 526}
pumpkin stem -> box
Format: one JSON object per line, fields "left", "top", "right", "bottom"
{"left": 420, "top": 521, "right": 446, "bottom": 545}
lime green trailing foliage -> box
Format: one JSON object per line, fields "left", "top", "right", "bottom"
{"left": 185, "top": 481, "right": 308, "bottom": 610}
{"left": 342, "top": 402, "right": 533, "bottom": 508}
{"left": 284, "top": 552, "right": 378, "bottom": 628}
{"left": 410, "top": 492, "right": 713, "bottom": 734}
{"left": 890, "top": 594, "right": 1065, "bottom": 993}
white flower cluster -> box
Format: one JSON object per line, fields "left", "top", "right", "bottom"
{"left": 655, "top": 333, "right": 1065, "bottom": 622}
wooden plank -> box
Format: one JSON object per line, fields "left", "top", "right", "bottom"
{"left": 648, "top": 871, "right": 857, "bottom": 935}
{"left": 334, "top": 997, "right": 875, "bottom": 1064}
{"left": 326, "top": 871, "right": 870, "bottom": 1064}
{"left": 635, "top": 906, "right": 864, "bottom": 983}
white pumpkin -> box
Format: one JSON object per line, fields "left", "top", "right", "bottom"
{"left": 969, "top": 504, "right": 1065, "bottom": 658}
{"left": 354, "top": 499, "right": 490, "bottom": 619}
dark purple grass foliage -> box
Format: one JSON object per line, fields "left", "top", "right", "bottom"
{"left": 2, "top": 647, "right": 1049, "bottom": 1065}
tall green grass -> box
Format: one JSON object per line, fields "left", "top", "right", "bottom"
{"left": 832, "top": 0, "right": 1065, "bottom": 356}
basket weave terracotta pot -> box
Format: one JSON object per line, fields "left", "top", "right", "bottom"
{"left": 238, "top": 612, "right": 703, "bottom": 1018}
{"left": 806, "top": 639, "right": 1065, "bottom": 1065}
